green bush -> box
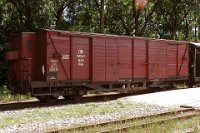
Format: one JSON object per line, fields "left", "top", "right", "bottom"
{"left": 0, "top": 86, "right": 31, "bottom": 102}
{"left": 0, "top": 85, "right": 12, "bottom": 102}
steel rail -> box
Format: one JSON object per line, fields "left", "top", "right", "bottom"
{"left": 0, "top": 93, "right": 137, "bottom": 111}
{"left": 99, "top": 109, "right": 200, "bottom": 133}
{"left": 0, "top": 84, "right": 181, "bottom": 111}
{"left": 49, "top": 108, "right": 198, "bottom": 133}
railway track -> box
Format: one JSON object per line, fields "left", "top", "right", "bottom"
{"left": 0, "top": 87, "right": 179, "bottom": 111}
{"left": 0, "top": 92, "right": 141, "bottom": 111}
{"left": 49, "top": 108, "right": 200, "bottom": 133}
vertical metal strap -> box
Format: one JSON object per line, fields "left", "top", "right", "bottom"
{"left": 27, "top": 58, "right": 31, "bottom": 84}
{"left": 48, "top": 32, "right": 69, "bottom": 80}
{"left": 178, "top": 44, "right": 188, "bottom": 76}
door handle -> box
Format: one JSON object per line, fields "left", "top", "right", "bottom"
{"left": 144, "top": 62, "right": 152, "bottom": 64}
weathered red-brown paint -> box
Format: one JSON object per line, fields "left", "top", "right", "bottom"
{"left": 6, "top": 29, "right": 189, "bottom": 85}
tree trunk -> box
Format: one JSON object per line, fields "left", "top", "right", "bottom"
{"left": 198, "top": 18, "right": 200, "bottom": 41}
{"left": 0, "top": 6, "right": 2, "bottom": 24}
{"left": 100, "top": 0, "right": 104, "bottom": 33}
{"left": 24, "top": 1, "right": 33, "bottom": 30}
{"left": 134, "top": 11, "right": 141, "bottom": 36}
{"left": 170, "top": 2, "right": 178, "bottom": 40}
{"left": 132, "top": 0, "right": 141, "bottom": 36}
{"left": 183, "top": 11, "right": 189, "bottom": 41}
{"left": 55, "top": 5, "right": 67, "bottom": 30}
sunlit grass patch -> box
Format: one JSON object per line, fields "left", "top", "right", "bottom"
{"left": 0, "top": 99, "right": 146, "bottom": 129}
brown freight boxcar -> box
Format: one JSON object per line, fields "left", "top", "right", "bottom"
{"left": 5, "top": 29, "right": 200, "bottom": 101}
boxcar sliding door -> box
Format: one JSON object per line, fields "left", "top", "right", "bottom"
{"left": 71, "top": 37, "right": 90, "bottom": 80}
{"left": 117, "top": 38, "right": 132, "bottom": 80}
{"left": 105, "top": 38, "right": 118, "bottom": 81}
{"left": 47, "top": 32, "right": 71, "bottom": 81}
{"left": 148, "top": 40, "right": 167, "bottom": 80}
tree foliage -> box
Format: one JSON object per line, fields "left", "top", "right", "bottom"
{"left": 0, "top": 0, "right": 199, "bottom": 84}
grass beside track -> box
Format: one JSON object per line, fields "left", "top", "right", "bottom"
{"left": 0, "top": 85, "right": 192, "bottom": 132}
{"left": 0, "top": 99, "right": 154, "bottom": 129}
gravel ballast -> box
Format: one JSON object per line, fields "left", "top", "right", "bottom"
{"left": 0, "top": 98, "right": 180, "bottom": 133}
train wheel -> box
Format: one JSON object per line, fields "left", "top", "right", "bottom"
{"left": 36, "top": 95, "right": 58, "bottom": 102}
{"left": 63, "top": 95, "right": 82, "bottom": 102}
{"left": 63, "top": 95, "right": 73, "bottom": 101}
{"left": 72, "top": 95, "right": 82, "bottom": 101}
